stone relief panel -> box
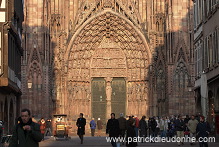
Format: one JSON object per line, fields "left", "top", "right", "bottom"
{"left": 90, "top": 37, "right": 127, "bottom": 77}
{"left": 67, "top": 82, "right": 91, "bottom": 101}
{"left": 126, "top": 81, "right": 148, "bottom": 116}
{"left": 64, "top": 12, "right": 150, "bottom": 118}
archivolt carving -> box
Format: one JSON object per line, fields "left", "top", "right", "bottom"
{"left": 63, "top": 10, "right": 151, "bottom": 119}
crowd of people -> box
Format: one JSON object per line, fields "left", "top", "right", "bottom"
{"left": 7, "top": 109, "right": 212, "bottom": 147}
{"left": 84, "top": 113, "right": 211, "bottom": 147}
{"left": 105, "top": 113, "right": 211, "bottom": 147}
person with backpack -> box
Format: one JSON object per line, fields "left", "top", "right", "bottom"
{"left": 9, "top": 108, "right": 42, "bottom": 147}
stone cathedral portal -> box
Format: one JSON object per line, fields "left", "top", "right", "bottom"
{"left": 63, "top": 11, "right": 151, "bottom": 123}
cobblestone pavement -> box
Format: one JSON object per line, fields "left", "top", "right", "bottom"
{"left": 39, "top": 136, "right": 219, "bottom": 147}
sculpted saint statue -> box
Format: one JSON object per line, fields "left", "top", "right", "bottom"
{"left": 106, "top": 82, "right": 112, "bottom": 101}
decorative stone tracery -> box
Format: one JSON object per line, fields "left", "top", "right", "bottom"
{"left": 61, "top": 10, "right": 151, "bottom": 119}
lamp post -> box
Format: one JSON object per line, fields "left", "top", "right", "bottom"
{"left": 187, "top": 77, "right": 195, "bottom": 115}
{"left": 187, "top": 79, "right": 193, "bottom": 92}
{"left": 28, "top": 82, "right": 32, "bottom": 89}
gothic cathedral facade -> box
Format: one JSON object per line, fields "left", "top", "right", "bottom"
{"left": 21, "top": 0, "right": 195, "bottom": 121}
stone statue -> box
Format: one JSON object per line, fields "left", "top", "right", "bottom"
{"left": 106, "top": 81, "right": 112, "bottom": 101}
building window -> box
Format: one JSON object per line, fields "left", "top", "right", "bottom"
{"left": 218, "top": 28, "right": 219, "bottom": 63}
{"left": 195, "top": 45, "right": 198, "bottom": 76}
{"left": 203, "top": 0, "right": 208, "bottom": 19}
{"left": 208, "top": 0, "right": 212, "bottom": 13}
{"left": 200, "top": 42, "right": 203, "bottom": 74}
{"left": 208, "top": 35, "right": 213, "bottom": 67}
{"left": 174, "top": 61, "right": 189, "bottom": 95}
{"left": 198, "top": 0, "right": 203, "bottom": 23}
{"left": 195, "top": 41, "right": 203, "bottom": 77}
{"left": 156, "top": 67, "right": 165, "bottom": 100}
{"left": 213, "top": 31, "right": 217, "bottom": 65}
{"left": 203, "top": 37, "right": 209, "bottom": 69}
{"left": 193, "top": 2, "right": 197, "bottom": 28}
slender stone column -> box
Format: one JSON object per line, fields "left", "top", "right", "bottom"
{"left": 105, "top": 77, "right": 112, "bottom": 119}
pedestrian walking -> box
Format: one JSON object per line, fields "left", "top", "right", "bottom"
{"left": 187, "top": 115, "right": 198, "bottom": 145}
{"left": 159, "top": 116, "right": 168, "bottom": 137}
{"left": 118, "top": 113, "right": 127, "bottom": 144}
{"left": 9, "top": 108, "right": 42, "bottom": 147}
{"left": 97, "top": 118, "right": 103, "bottom": 136}
{"left": 139, "top": 116, "right": 147, "bottom": 142}
{"left": 175, "top": 115, "right": 185, "bottom": 146}
{"left": 90, "top": 118, "right": 96, "bottom": 136}
{"left": 106, "top": 113, "right": 120, "bottom": 147}
{"left": 196, "top": 116, "right": 211, "bottom": 147}
{"left": 126, "top": 118, "right": 137, "bottom": 147}
{"left": 168, "top": 121, "right": 175, "bottom": 137}
{"left": 38, "top": 118, "right": 46, "bottom": 140}
{"left": 134, "top": 116, "right": 139, "bottom": 137}
{"left": 45, "top": 118, "right": 52, "bottom": 136}
{"left": 155, "top": 117, "right": 160, "bottom": 137}
{"left": 148, "top": 117, "right": 157, "bottom": 143}
{"left": 76, "top": 113, "right": 86, "bottom": 144}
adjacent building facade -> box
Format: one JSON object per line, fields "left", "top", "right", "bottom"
{"left": 22, "top": 0, "right": 195, "bottom": 127}
{"left": 147, "top": 0, "right": 195, "bottom": 116}
{"left": 193, "top": 0, "right": 219, "bottom": 136}
{"left": 0, "top": 0, "right": 24, "bottom": 134}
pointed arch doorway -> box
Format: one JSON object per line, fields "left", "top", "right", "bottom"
{"left": 64, "top": 12, "right": 151, "bottom": 123}
{"left": 91, "top": 38, "right": 127, "bottom": 123}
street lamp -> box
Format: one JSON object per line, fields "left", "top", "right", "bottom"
{"left": 187, "top": 79, "right": 193, "bottom": 92}
{"left": 28, "top": 82, "right": 32, "bottom": 89}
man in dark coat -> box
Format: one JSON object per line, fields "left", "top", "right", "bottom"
{"left": 196, "top": 116, "right": 211, "bottom": 147}
{"left": 106, "top": 113, "right": 120, "bottom": 147}
{"left": 117, "top": 113, "right": 127, "bottom": 144}
{"left": 45, "top": 119, "right": 52, "bottom": 136}
{"left": 148, "top": 117, "right": 157, "bottom": 143}
{"left": 9, "top": 108, "right": 42, "bottom": 147}
{"left": 139, "top": 115, "right": 147, "bottom": 142}
{"left": 76, "top": 113, "right": 86, "bottom": 144}
{"left": 126, "top": 118, "right": 137, "bottom": 147}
